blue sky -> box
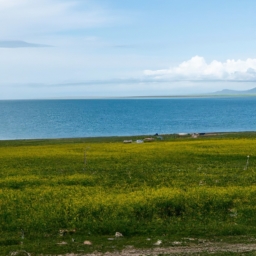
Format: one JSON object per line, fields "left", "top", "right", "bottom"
{"left": 1, "top": 0, "right": 256, "bottom": 99}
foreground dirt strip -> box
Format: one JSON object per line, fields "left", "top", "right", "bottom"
{"left": 59, "top": 243, "right": 256, "bottom": 255}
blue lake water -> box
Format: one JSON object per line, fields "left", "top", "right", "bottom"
{"left": 0, "top": 97, "right": 256, "bottom": 140}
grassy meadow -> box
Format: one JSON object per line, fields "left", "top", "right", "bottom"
{"left": 1, "top": 133, "right": 256, "bottom": 254}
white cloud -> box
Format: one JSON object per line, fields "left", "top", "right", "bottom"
{"left": 144, "top": 56, "right": 256, "bottom": 81}
{"left": 0, "top": 0, "right": 114, "bottom": 38}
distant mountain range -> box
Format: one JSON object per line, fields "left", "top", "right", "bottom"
{"left": 213, "top": 87, "right": 256, "bottom": 95}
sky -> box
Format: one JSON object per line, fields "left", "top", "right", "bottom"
{"left": 1, "top": 0, "right": 256, "bottom": 99}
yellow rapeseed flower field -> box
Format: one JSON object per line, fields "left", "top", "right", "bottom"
{"left": 1, "top": 133, "right": 256, "bottom": 254}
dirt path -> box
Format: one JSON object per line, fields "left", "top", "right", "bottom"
{"left": 61, "top": 242, "right": 256, "bottom": 255}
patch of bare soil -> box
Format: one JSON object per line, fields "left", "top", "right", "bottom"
{"left": 59, "top": 242, "right": 256, "bottom": 255}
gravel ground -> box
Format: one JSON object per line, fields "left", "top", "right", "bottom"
{"left": 58, "top": 242, "right": 256, "bottom": 255}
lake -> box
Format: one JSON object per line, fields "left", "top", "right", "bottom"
{"left": 0, "top": 97, "right": 255, "bottom": 140}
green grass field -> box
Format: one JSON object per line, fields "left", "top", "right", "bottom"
{"left": 1, "top": 133, "right": 256, "bottom": 255}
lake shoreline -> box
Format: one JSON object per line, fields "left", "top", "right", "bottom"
{"left": 1, "top": 130, "right": 256, "bottom": 142}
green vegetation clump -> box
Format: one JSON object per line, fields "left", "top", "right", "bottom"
{"left": 1, "top": 133, "right": 256, "bottom": 254}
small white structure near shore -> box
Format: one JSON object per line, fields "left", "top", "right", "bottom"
{"left": 144, "top": 137, "right": 155, "bottom": 142}
{"left": 123, "top": 140, "right": 132, "bottom": 143}
{"left": 178, "top": 133, "right": 188, "bottom": 136}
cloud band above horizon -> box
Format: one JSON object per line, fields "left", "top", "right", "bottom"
{"left": 0, "top": 40, "right": 51, "bottom": 48}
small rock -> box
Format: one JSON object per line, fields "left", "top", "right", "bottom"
{"left": 115, "top": 232, "right": 123, "bottom": 237}
{"left": 172, "top": 241, "right": 182, "bottom": 245}
{"left": 108, "top": 238, "right": 115, "bottom": 241}
{"left": 198, "top": 239, "right": 207, "bottom": 243}
{"left": 9, "top": 251, "right": 31, "bottom": 256}
{"left": 59, "top": 229, "right": 76, "bottom": 236}
{"left": 59, "top": 229, "right": 67, "bottom": 236}
{"left": 183, "top": 237, "right": 196, "bottom": 242}
{"left": 154, "top": 240, "right": 162, "bottom": 246}
{"left": 57, "top": 241, "right": 68, "bottom": 245}
{"left": 83, "top": 240, "right": 92, "bottom": 245}
{"left": 125, "top": 245, "right": 134, "bottom": 249}
{"left": 146, "top": 238, "right": 151, "bottom": 241}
